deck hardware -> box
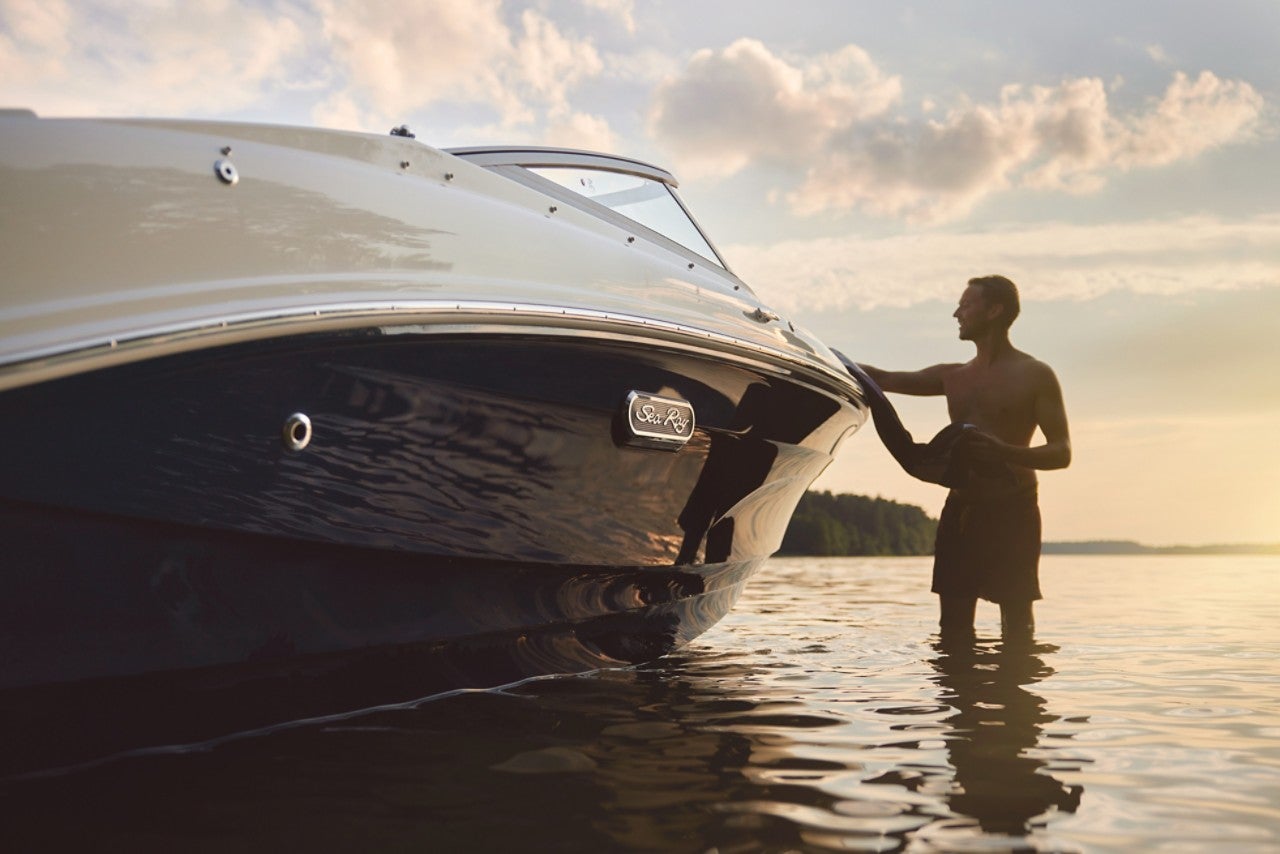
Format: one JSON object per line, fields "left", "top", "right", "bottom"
{"left": 214, "top": 158, "right": 238, "bottom": 185}
{"left": 748, "top": 307, "right": 780, "bottom": 323}
{"left": 549, "top": 205, "right": 558, "bottom": 214}
{"left": 687, "top": 262, "right": 695, "bottom": 269}
{"left": 282, "top": 413, "right": 312, "bottom": 452}
{"left": 400, "top": 160, "right": 410, "bottom": 169}
{"left": 390, "top": 125, "right": 415, "bottom": 138}
{"left": 220, "top": 146, "right": 232, "bottom": 156}
{"left": 627, "top": 236, "right": 635, "bottom": 243}
{"left": 444, "top": 172, "right": 454, "bottom": 181}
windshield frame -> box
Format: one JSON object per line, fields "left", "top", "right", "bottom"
{"left": 446, "top": 146, "right": 743, "bottom": 284}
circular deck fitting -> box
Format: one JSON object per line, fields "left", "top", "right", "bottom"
{"left": 214, "top": 158, "right": 239, "bottom": 185}
{"left": 281, "top": 412, "right": 312, "bottom": 451}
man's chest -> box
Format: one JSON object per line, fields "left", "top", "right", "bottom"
{"left": 944, "top": 367, "right": 1037, "bottom": 429}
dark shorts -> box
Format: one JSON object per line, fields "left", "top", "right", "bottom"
{"left": 932, "top": 486, "right": 1042, "bottom": 604}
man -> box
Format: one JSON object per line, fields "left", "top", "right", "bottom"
{"left": 860, "top": 275, "right": 1071, "bottom": 640}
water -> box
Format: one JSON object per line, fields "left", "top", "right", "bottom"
{"left": 3, "top": 555, "right": 1278, "bottom": 852}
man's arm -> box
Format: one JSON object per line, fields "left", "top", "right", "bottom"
{"left": 1032, "top": 365, "right": 1072, "bottom": 469}
{"left": 859, "top": 363, "right": 956, "bottom": 396}
{"left": 968, "top": 363, "right": 1072, "bottom": 470}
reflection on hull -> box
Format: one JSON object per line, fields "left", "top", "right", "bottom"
{"left": 0, "top": 330, "right": 861, "bottom": 771}
{"left": 0, "top": 499, "right": 753, "bottom": 687}
{"left": 2, "top": 332, "right": 854, "bottom": 569}
{"left": 0, "top": 500, "right": 754, "bottom": 774}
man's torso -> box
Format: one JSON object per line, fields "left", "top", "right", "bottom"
{"left": 942, "top": 351, "right": 1043, "bottom": 496}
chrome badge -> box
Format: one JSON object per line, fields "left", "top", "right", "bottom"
{"left": 624, "top": 391, "right": 695, "bottom": 450}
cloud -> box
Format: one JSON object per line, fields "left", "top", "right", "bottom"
{"left": 1114, "top": 71, "right": 1265, "bottom": 168}
{"left": 0, "top": 0, "right": 616, "bottom": 145}
{"left": 511, "top": 9, "right": 604, "bottom": 110}
{"left": 543, "top": 109, "right": 618, "bottom": 151}
{"left": 725, "top": 215, "right": 1280, "bottom": 313}
{"left": 649, "top": 41, "right": 1265, "bottom": 221}
{"left": 0, "top": 0, "right": 310, "bottom": 116}
{"left": 578, "top": 0, "right": 635, "bottom": 34}
{"left": 314, "top": 0, "right": 513, "bottom": 124}
{"left": 0, "top": 0, "right": 71, "bottom": 65}
{"left": 314, "top": 2, "right": 607, "bottom": 137}
{"left": 647, "top": 38, "right": 901, "bottom": 178}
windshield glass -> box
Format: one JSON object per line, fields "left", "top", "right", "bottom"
{"left": 527, "top": 166, "right": 721, "bottom": 266}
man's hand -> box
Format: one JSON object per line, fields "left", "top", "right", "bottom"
{"left": 963, "top": 425, "right": 1071, "bottom": 471}
{"left": 963, "top": 429, "right": 1010, "bottom": 464}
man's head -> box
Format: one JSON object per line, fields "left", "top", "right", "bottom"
{"left": 955, "top": 275, "right": 1020, "bottom": 339}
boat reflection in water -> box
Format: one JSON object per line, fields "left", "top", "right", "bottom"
{"left": 0, "top": 634, "right": 1089, "bottom": 851}
{"left": 0, "top": 112, "right": 866, "bottom": 771}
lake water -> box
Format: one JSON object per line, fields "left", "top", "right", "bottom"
{"left": 3, "top": 555, "right": 1278, "bottom": 852}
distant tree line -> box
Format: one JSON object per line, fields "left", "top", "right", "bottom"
{"left": 1042, "top": 540, "right": 1280, "bottom": 555}
{"left": 780, "top": 491, "right": 938, "bottom": 556}
{"left": 780, "top": 494, "right": 1280, "bottom": 557}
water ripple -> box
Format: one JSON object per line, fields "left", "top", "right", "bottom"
{"left": 2, "top": 555, "right": 1278, "bottom": 852}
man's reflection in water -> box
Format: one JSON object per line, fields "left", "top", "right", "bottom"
{"left": 928, "top": 637, "right": 1083, "bottom": 837}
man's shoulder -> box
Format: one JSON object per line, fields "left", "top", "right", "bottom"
{"left": 1010, "top": 351, "right": 1062, "bottom": 389}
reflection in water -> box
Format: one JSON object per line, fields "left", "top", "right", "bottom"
{"left": 924, "top": 638, "right": 1083, "bottom": 843}
{"left": 8, "top": 556, "right": 1277, "bottom": 852}
{"left": 0, "top": 640, "right": 1084, "bottom": 852}
{"left": 1, "top": 656, "right": 850, "bottom": 852}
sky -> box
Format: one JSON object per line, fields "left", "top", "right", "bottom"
{"left": 3, "top": 0, "right": 1278, "bottom": 545}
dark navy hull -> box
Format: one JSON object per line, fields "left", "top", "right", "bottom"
{"left": 0, "top": 329, "right": 861, "bottom": 770}
{"left": 0, "top": 498, "right": 755, "bottom": 773}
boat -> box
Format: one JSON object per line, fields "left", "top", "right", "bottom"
{"left": 0, "top": 110, "right": 867, "bottom": 770}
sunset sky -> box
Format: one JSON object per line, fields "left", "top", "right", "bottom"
{"left": 3, "top": 0, "right": 1277, "bottom": 545}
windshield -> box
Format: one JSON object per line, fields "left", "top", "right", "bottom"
{"left": 526, "top": 166, "right": 722, "bottom": 266}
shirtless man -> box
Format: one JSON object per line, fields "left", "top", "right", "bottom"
{"left": 860, "top": 275, "right": 1071, "bottom": 640}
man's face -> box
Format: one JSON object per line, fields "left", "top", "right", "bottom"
{"left": 953, "top": 284, "right": 997, "bottom": 340}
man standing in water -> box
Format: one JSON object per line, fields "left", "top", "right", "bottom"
{"left": 860, "top": 276, "right": 1071, "bottom": 640}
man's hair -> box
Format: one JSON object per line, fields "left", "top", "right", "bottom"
{"left": 968, "top": 275, "right": 1020, "bottom": 328}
